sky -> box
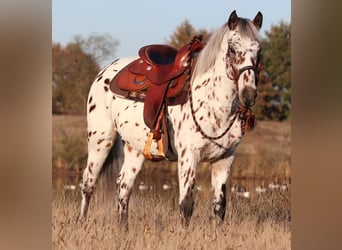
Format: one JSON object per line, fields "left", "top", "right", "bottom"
{"left": 52, "top": 0, "right": 290, "bottom": 66}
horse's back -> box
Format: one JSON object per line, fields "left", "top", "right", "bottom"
{"left": 86, "top": 57, "right": 138, "bottom": 127}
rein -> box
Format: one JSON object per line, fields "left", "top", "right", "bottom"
{"left": 188, "top": 53, "right": 257, "bottom": 148}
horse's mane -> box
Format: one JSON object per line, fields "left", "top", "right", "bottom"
{"left": 192, "top": 18, "right": 260, "bottom": 78}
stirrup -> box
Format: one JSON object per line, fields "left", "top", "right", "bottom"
{"left": 143, "top": 132, "right": 165, "bottom": 161}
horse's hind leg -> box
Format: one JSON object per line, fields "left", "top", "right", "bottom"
{"left": 116, "top": 143, "right": 145, "bottom": 230}
{"left": 211, "top": 155, "right": 234, "bottom": 222}
{"left": 78, "top": 123, "right": 116, "bottom": 222}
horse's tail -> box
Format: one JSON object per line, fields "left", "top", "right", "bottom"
{"left": 97, "top": 133, "right": 124, "bottom": 200}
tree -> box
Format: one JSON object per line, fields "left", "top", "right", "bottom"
{"left": 52, "top": 33, "right": 119, "bottom": 114}
{"left": 254, "top": 21, "right": 291, "bottom": 121}
{"left": 52, "top": 41, "right": 100, "bottom": 114}
{"left": 73, "top": 33, "right": 119, "bottom": 66}
{"left": 166, "top": 20, "right": 212, "bottom": 48}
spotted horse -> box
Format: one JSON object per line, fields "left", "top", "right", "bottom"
{"left": 78, "top": 10, "right": 263, "bottom": 229}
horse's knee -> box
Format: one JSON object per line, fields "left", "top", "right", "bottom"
{"left": 81, "top": 175, "right": 97, "bottom": 194}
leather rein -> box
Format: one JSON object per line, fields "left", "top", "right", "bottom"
{"left": 188, "top": 54, "right": 258, "bottom": 148}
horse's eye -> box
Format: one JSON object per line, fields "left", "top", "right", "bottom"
{"left": 229, "top": 47, "right": 236, "bottom": 56}
{"left": 257, "top": 48, "right": 262, "bottom": 60}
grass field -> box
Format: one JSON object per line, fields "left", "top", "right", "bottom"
{"left": 52, "top": 115, "right": 291, "bottom": 179}
{"left": 52, "top": 115, "right": 291, "bottom": 249}
{"left": 52, "top": 182, "right": 290, "bottom": 250}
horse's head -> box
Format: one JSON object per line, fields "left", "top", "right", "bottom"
{"left": 226, "top": 10, "right": 263, "bottom": 107}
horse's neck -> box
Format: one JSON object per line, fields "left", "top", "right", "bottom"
{"left": 191, "top": 47, "right": 238, "bottom": 126}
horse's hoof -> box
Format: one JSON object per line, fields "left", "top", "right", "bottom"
{"left": 76, "top": 216, "right": 86, "bottom": 224}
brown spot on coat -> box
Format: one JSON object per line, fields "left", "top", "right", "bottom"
{"left": 89, "top": 104, "right": 96, "bottom": 113}
{"left": 88, "top": 96, "right": 93, "bottom": 104}
{"left": 104, "top": 78, "right": 110, "bottom": 84}
{"left": 243, "top": 73, "right": 248, "bottom": 82}
{"left": 181, "top": 148, "right": 186, "bottom": 157}
{"left": 97, "top": 139, "right": 105, "bottom": 144}
{"left": 184, "top": 175, "right": 189, "bottom": 187}
{"left": 214, "top": 113, "right": 221, "bottom": 128}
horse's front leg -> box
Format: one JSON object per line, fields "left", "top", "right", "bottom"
{"left": 211, "top": 154, "right": 235, "bottom": 222}
{"left": 177, "top": 150, "right": 199, "bottom": 227}
{"left": 116, "top": 143, "right": 145, "bottom": 230}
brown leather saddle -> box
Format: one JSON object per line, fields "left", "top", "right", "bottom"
{"left": 110, "top": 36, "right": 204, "bottom": 161}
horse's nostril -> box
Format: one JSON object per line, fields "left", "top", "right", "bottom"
{"left": 242, "top": 87, "right": 257, "bottom": 107}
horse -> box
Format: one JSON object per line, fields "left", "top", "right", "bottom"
{"left": 78, "top": 10, "right": 263, "bottom": 228}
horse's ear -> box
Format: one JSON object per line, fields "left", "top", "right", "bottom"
{"left": 228, "top": 10, "right": 239, "bottom": 30}
{"left": 253, "top": 11, "right": 263, "bottom": 30}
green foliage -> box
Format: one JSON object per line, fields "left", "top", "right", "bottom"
{"left": 166, "top": 19, "right": 212, "bottom": 48}
{"left": 52, "top": 33, "right": 118, "bottom": 114}
{"left": 74, "top": 33, "right": 119, "bottom": 66}
{"left": 52, "top": 41, "right": 100, "bottom": 114}
{"left": 53, "top": 128, "right": 87, "bottom": 171}
{"left": 255, "top": 21, "right": 291, "bottom": 121}
{"left": 167, "top": 19, "right": 195, "bottom": 49}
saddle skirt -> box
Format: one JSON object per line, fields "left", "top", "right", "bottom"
{"left": 110, "top": 36, "right": 204, "bottom": 129}
{"left": 110, "top": 57, "right": 190, "bottom": 104}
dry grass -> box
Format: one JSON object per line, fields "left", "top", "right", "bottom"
{"left": 52, "top": 115, "right": 291, "bottom": 249}
{"left": 52, "top": 115, "right": 291, "bottom": 179}
{"left": 53, "top": 115, "right": 87, "bottom": 171}
{"left": 52, "top": 185, "right": 290, "bottom": 250}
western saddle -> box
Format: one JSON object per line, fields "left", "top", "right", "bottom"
{"left": 110, "top": 36, "right": 204, "bottom": 161}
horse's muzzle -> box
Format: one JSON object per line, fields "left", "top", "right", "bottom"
{"left": 241, "top": 86, "right": 257, "bottom": 107}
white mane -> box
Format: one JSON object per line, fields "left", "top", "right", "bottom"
{"left": 192, "top": 18, "right": 260, "bottom": 80}
{"left": 192, "top": 25, "right": 229, "bottom": 78}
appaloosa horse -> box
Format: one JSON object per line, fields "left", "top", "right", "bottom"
{"left": 78, "top": 10, "right": 263, "bottom": 228}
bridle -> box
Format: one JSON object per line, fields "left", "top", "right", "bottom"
{"left": 237, "top": 65, "right": 260, "bottom": 83}
{"left": 228, "top": 63, "right": 261, "bottom": 87}
{"left": 188, "top": 51, "right": 259, "bottom": 149}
